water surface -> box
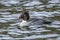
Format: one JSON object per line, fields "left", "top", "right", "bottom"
{"left": 0, "top": 0, "right": 60, "bottom": 40}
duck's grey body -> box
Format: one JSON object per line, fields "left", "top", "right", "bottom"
{"left": 29, "top": 18, "right": 51, "bottom": 25}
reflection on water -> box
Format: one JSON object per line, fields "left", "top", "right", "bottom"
{"left": 0, "top": 0, "right": 60, "bottom": 40}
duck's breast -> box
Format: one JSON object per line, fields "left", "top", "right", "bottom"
{"left": 20, "top": 20, "right": 29, "bottom": 27}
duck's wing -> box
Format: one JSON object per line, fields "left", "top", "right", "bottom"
{"left": 29, "top": 18, "right": 44, "bottom": 25}
{"left": 29, "top": 18, "right": 52, "bottom": 25}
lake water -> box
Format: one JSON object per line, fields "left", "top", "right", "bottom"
{"left": 0, "top": 0, "right": 60, "bottom": 40}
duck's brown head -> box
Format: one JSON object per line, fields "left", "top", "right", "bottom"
{"left": 19, "top": 11, "right": 30, "bottom": 21}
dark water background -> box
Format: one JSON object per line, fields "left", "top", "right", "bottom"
{"left": 0, "top": 0, "right": 60, "bottom": 40}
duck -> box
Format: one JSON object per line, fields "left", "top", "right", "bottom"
{"left": 19, "top": 11, "right": 52, "bottom": 27}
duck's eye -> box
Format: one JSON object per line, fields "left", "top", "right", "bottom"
{"left": 24, "top": 15, "right": 27, "bottom": 17}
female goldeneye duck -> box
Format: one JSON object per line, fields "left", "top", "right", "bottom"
{"left": 19, "top": 11, "right": 30, "bottom": 27}
{"left": 19, "top": 11, "right": 52, "bottom": 27}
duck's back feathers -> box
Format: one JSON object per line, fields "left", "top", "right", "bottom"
{"left": 29, "top": 18, "right": 52, "bottom": 25}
